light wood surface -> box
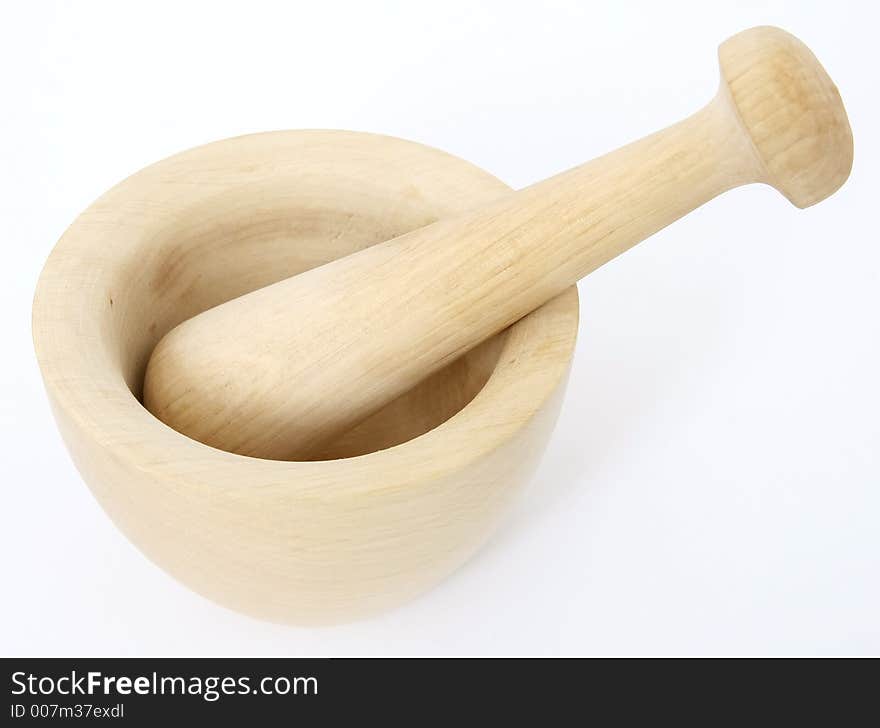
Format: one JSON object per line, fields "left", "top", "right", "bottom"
{"left": 33, "top": 25, "right": 852, "bottom": 624}
{"left": 143, "top": 26, "right": 853, "bottom": 461}
{"left": 33, "top": 131, "right": 579, "bottom": 623}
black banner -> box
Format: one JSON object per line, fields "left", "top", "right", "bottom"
{"left": 5, "top": 656, "right": 873, "bottom": 723}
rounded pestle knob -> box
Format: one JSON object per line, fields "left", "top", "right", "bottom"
{"left": 718, "top": 26, "right": 852, "bottom": 208}
{"left": 143, "top": 26, "right": 852, "bottom": 460}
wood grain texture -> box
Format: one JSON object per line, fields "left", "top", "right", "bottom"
{"left": 33, "top": 25, "right": 852, "bottom": 624}
{"left": 32, "top": 131, "right": 579, "bottom": 623}
{"left": 143, "top": 26, "right": 853, "bottom": 461}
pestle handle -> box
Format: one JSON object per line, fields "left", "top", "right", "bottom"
{"left": 144, "top": 26, "right": 852, "bottom": 460}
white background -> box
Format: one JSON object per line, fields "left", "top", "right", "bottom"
{"left": 3, "top": 1, "right": 878, "bottom": 656}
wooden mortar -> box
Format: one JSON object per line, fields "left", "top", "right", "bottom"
{"left": 32, "top": 131, "right": 579, "bottom": 624}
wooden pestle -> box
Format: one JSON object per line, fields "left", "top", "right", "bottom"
{"left": 143, "top": 26, "right": 853, "bottom": 460}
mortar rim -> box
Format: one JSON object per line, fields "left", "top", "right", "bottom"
{"left": 32, "top": 129, "right": 580, "bottom": 497}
